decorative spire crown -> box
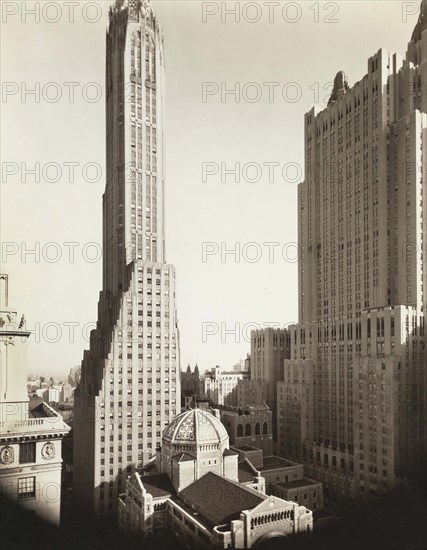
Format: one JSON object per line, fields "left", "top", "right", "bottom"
{"left": 113, "top": 0, "right": 151, "bottom": 20}
{"left": 328, "top": 71, "right": 349, "bottom": 106}
{"left": 128, "top": 0, "right": 140, "bottom": 20}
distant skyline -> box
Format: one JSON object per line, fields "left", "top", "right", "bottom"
{"left": 0, "top": 1, "right": 421, "bottom": 375}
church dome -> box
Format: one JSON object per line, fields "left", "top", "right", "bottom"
{"left": 162, "top": 408, "right": 229, "bottom": 447}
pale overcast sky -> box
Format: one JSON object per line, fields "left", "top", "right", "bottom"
{"left": 0, "top": 0, "right": 421, "bottom": 377}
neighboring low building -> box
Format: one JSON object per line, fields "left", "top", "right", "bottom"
{"left": 220, "top": 404, "right": 273, "bottom": 456}
{"left": 272, "top": 478, "right": 323, "bottom": 512}
{"left": 118, "top": 407, "right": 313, "bottom": 548}
{"left": 232, "top": 445, "right": 323, "bottom": 511}
{"left": 34, "top": 384, "right": 75, "bottom": 405}
{"left": 201, "top": 365, "right": 249, "bottom": 406}
{"left": 26, "top": 376, "right": 41, "bottom": 392}
{"left": 47, "top": 386, "right": 61, "bottom": 403}
{"left": 0, "top": 274, "right": 70, "bottom": 526}
{"left": 232, "top": 357, "right": 250, "bottom": 373}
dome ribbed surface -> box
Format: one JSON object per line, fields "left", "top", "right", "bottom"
{"left": 163, "top": 409, "right": 228, "bottom": 445}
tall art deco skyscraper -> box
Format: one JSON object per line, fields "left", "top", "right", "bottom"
{"left": 278, "top": 2, "right": 426, "bottom": 498}
{"left": 74, "top": 0, "right": 180, "bottom": 514}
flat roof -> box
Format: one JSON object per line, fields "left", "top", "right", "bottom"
{"left": 275, "top": 478, "right": 319, "bottom": 490}
{"left": 238, "top": 464, "right": 256, "bottom": 483}
{"left": 140, "top": 473, "right": 174, "bottom": 498}
{"left": 223, "top": 448, "right": 238, "bottom": 457}
{"left": 1, "top": 400, "right": 70, "bottom": 438}
{"left": 258, "top": 456, "right": 299, "bottom": 471}
{"left": 232, "top": 444, "right": 259, "bottom": 452}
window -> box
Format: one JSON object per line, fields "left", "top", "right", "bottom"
{"left": 18, "top": 477, "right": 36, "bottom": 500}
{"left": 19, "top": 442, "right": 36, "bottom": 464}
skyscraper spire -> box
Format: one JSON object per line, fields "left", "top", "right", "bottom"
{"left": 327, "top": 71, "right": 349, "bottom": 106}
{"left": 128, "top": 0, "right": 139, "bottom": 20}
{"left": 74, "top": 0, "right": 180, "bottom": 515}
{"left": 113, "top": 0, "right": 151, "bottom": 20}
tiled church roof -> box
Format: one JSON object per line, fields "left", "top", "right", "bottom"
{"left": 179, "top": 471, "right": 266, "bottom": 527}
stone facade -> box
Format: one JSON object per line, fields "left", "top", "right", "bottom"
{"left": 272, "top": 478, "right": 323, "bottom": 512}
{"left": 221, "top": 404, "right": 273, "bottom": 456}
{"left": 0, "top": 274, "right": 70, "bottom": 526}
{"left": 250, "top": 328, "right": 291, "bottom": 440}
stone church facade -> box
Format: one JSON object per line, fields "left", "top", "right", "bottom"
{"left": 118, "top": 408, "right": 313, "bottom": 548}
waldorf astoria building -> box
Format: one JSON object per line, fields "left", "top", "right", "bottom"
{"left": 73, "top": 0, "right": 181, "bottom": 514}
{"left": 278, "top": 2, "right": 426, "bottom": 498}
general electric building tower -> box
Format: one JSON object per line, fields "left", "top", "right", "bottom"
{"left": 74, "top": 0, "right": 180, "bottom": 514}
{"left": 278, "top": 2, "right": 426, "bottom": 498}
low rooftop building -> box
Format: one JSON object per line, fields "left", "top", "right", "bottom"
{"left": 231, "top": 444, "right": 324, "bottom": 512}
{"left": 220, "top": 404, "right": 273, "bottom": 456}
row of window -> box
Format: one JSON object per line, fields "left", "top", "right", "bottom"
{"left": 236, "top": 422, "right": 269, "bottom": 437}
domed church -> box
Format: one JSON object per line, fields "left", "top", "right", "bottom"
{"left": 157, "top": 408, "right": 239, "bottom": 492}
{"left": 118, "top": 407, "right": 313, "bottom": 548}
